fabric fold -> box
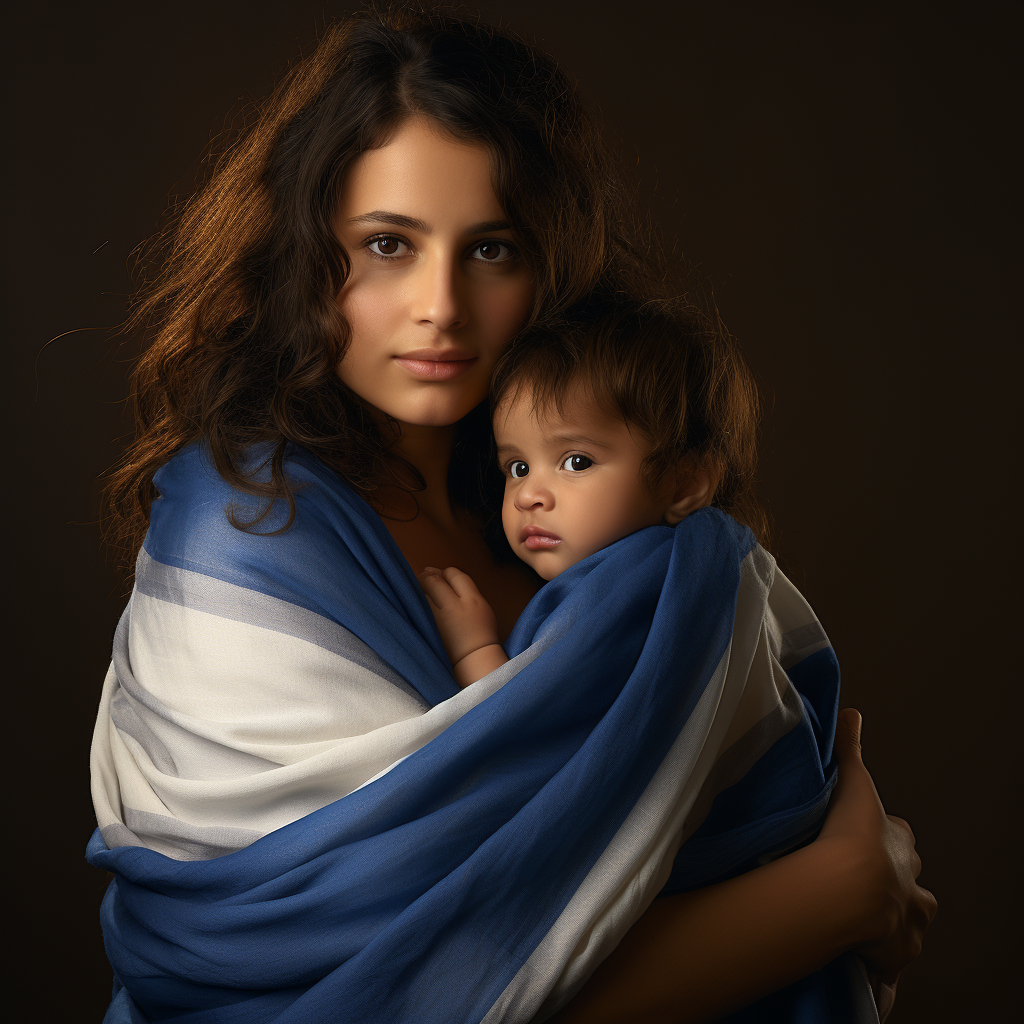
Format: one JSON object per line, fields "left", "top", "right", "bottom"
{"left": 89, "top": 443, "right": 873, "bottom": 1023}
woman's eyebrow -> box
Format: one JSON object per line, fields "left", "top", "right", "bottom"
{"left": 468, "top": 219, "right": 512, "bottom": 234}
{"left": 348, "top": 211, "right": 429, "bottom": 231}
{"left": 347, "top": 211, "right": 511, "bottom": 234}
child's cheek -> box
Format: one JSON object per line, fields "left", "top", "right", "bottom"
{"left": 500, "top": 488, "right": 517, "bottom": 543}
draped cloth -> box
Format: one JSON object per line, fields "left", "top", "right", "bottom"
{"left": 88, "top": 444, "right": 876, "bottom": 1023}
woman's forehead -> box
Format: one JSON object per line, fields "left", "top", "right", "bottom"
{"left": 335, "top": 116, "right": 506, "bottom": 230}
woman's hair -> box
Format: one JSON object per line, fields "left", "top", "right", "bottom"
{"left": 105, "top": 2, "right": 655, "bottom": 572}
{"left": 487, "top": 296, "right": 769, "bottom": 543}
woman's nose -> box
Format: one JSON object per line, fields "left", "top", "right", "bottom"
{"left": 411, "top": 255, "right": 469, "bottom": 332}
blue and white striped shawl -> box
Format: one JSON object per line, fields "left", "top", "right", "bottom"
{"left": 89, "top": 444, "right": 876, "bottom": 1023}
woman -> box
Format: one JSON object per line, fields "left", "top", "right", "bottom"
{"left": 92, "top": 7, "right": 935, "bottom": 1022}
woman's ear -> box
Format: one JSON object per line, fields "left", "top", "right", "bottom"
{"left": 663, "top": 461, "right": 719, "bottom": 526}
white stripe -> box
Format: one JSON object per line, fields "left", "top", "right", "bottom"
{"left": 483, "top": 546, "right": 810, "bottom": 1022}
{"left": 90, "top": 539, "right": 834, "bottom": 1019}
{"left": 92, "top": 586, "right": 553, "bottom": 854}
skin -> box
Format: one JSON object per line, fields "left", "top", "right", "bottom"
{"left": 546, "top": 710, "right": 929, "bottom": 1024}
{"left": 496, "top": 388, "right": 710, "bottom": 579}
{"left": 333, "top": 116, "right": 539, "bottom": 641}
{"left": 420, "top": 388, "right": 715, "bottom": 685}
{"left": 334, "top": 116, "right": 533, "bottom": 432}
{"left": 333, "top": 115, "right": 935, "bottom": 1022}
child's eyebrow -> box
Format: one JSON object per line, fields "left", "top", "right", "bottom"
{"left": 495, "top": 434, "right": 614, "bottom": 460}
{"left": 547, "top": 432, "right": 615, "bottom": 451}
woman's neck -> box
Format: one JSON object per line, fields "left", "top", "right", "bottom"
{"left": 384, "top": 421, "right": 460, "bottom": 526}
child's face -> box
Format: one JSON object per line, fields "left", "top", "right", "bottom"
{"left": 495, "top": 389, "right": 674, "bottom": 580}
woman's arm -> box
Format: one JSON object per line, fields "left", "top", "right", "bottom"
{"left": 549, "top": 710, "right": 937, "bottom": 1024}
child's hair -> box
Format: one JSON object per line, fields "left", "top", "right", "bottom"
{"left": 489, "top": 296, "right": 769, "bottom": 541}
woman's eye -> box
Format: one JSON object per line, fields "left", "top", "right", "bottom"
{"left": 472, "top": 240, "right": 515, "bottom": 262}
{"left": 366, "top": 236, "right": 409, "bottom": 259}
{"left": 562, "top": 454, "right": 593, "bottom": 472}
{"left": 509, "top": 460, "right": 529, "bottom": 479}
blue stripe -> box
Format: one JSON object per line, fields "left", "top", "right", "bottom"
{"left": 662, "top": 646, "right": 840, "bottom": 893}
{"left": 145, "top": 443, "right": 458, "bottom": 707}
{"left": 92, "top": 443, "right": 841, "bottom": 1022}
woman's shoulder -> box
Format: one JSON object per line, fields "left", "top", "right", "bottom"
{"left": 133, "top": 442, "right": 448, "bottom": 695}
{"left": 150, "top": 442, "right": 358, "bottom": 522}
{"left": 143, "top": 442, "right": 393, "bottom": 599}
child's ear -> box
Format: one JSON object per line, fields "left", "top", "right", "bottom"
{"left": 663, "top": 461, "right": 718, "bottom": 526}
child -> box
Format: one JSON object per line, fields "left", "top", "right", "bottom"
{"left": 419, "top": 298, "right": 763, "bottom": 687}
{"left": 415, "top": 300, "right": 886, "bottom": 1020}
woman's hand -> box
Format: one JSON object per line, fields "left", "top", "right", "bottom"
{"left": 815, "top": 709, "right": 938, "bottom": 987}
{"left": 547, "top": 709, "right": 935, "bottom": 1024}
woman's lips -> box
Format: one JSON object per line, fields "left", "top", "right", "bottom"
{"left": 521, "top": 525, "right": 561, "bottom": 550}
{"left": 394, "top": 352, "right": 478, "bottom": 381}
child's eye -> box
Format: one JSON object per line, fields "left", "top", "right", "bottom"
{"left": 562, "top": 455, "right": 593, "bottom": 472}
{"left": 509, "top": 460, "right": 530, "bottom": 479}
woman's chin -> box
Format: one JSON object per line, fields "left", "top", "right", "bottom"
{"left": 384, "top": 396, "right": 486, "bottom": 430}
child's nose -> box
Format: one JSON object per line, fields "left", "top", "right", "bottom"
{"left": 514, "top": 481, "right": 554, "bottom": 512}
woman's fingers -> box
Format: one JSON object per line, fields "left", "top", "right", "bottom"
{"left": 830, "top": 708, "right": 880, "bottom": 805}
{"left": 818, "top": 709, "right": 887, "bottom": 844}
{"left": 835, "top": 707, "right": 863, "bottom": 760}
{"left": 817, "top": 709, "right": 937, "bottom": 980}
{"left": 919, "top": 885, "right": 938, "bottom": 923}
{"left": 910, "top": 849, "right": 922, "bottom": 879}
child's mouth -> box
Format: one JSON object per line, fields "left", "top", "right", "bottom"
{"left": 524, "top": 535, "right": 561, "bottom": 550}
{"left": 521, "top": 526, "right": 561, "bottom": 550}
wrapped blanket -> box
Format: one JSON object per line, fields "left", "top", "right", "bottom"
{"left": 89, "top": 443, "right": 875, "bottom": 1023}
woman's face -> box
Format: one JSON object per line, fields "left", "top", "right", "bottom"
{"left": 333, "top": 117, "right": 536, "bottom": 428}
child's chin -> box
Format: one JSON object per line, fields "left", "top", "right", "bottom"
{"left": 532, "top": 553, "right": 581, "bottom": 582}
{"left": 523, "top": 553, "right": 561, "bottom": 582}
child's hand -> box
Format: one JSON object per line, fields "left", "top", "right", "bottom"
{"left": 417, "top": 566, "right": 501, "bottom": 666}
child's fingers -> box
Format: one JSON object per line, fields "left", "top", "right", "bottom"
{"left": 439, "top": 566, "right": 482, "bottom": 599}
{"left": 417, "top": 569, "right": 456, "bottom": 609}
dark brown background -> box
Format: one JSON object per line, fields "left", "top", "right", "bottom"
{"left": 9, "top": 1, "right": 1018, "bottom": 1020}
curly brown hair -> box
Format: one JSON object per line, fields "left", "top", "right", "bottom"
{"left": 103, "top": 4, "right": 719, "bottom": 575}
